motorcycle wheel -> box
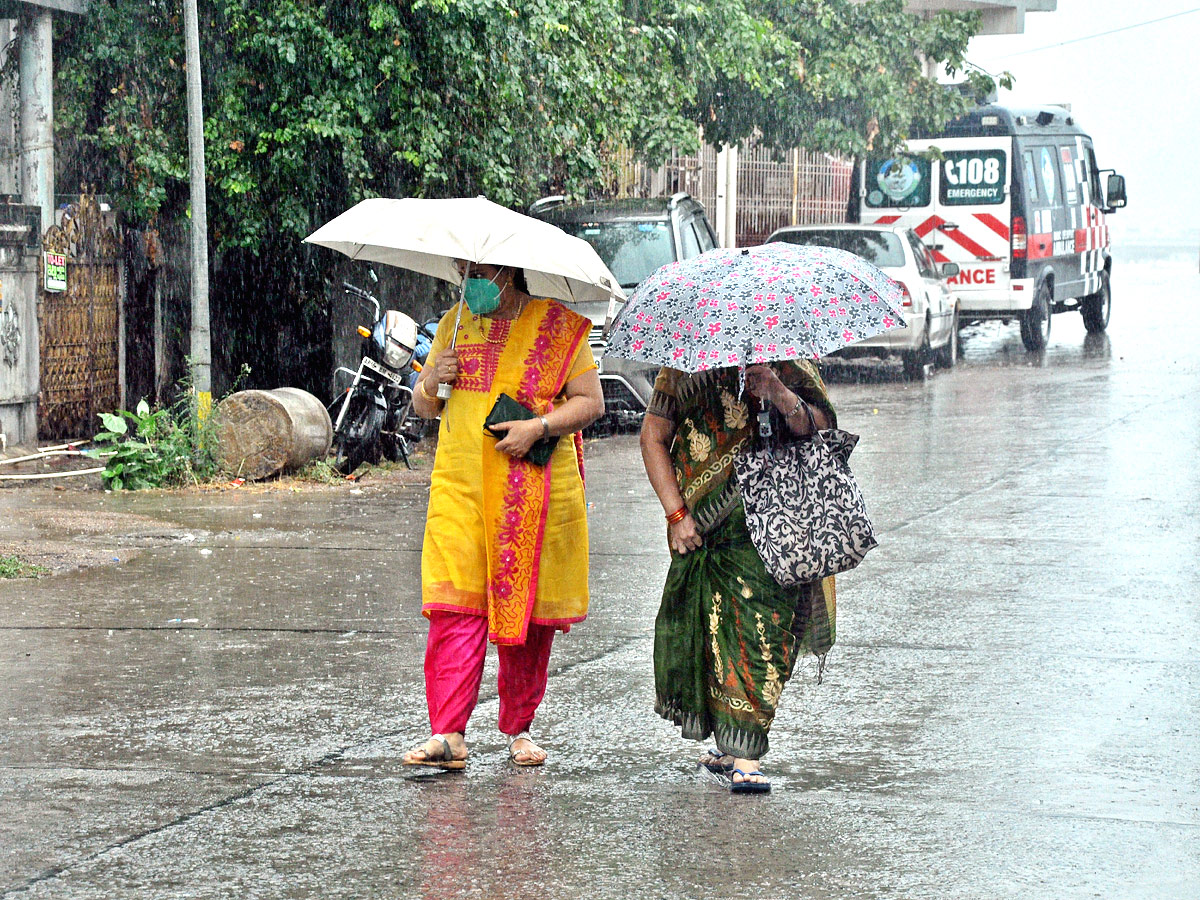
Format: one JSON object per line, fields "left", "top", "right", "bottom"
{"left": 332, "top": 393, "right": 385, "bottom": 475}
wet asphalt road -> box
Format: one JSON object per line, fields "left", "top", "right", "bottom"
{"left": 1, "top": 248, "right": 1198, "bottom": 899}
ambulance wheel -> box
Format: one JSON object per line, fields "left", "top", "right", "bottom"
{"left": 1081, "top": 272, "right": 1111, "bottom": 334}
{"left": 934, "top": 307, "right": 960, "bottom": 369}
{"left": 1020, "top": 283, "right": 1052, "bottom": 352}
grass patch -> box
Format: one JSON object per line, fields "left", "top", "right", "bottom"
{"left": 0, "top": 554, "right": 50, "bottom": 579}
{"left": 292, "top": 459, "right": 346, "bottom": 484}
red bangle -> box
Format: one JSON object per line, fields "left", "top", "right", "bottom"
{"left": 666, "top": 505, "right": 687, "bottom": 524}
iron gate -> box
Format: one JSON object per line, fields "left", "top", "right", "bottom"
{"left": 37, "top": 194, "right": 122, "bottom": 439}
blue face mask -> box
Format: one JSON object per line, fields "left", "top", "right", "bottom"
{"left": 463, "top": 275, "right": 502, "bottom": 315}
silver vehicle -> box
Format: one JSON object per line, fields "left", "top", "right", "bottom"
{"left": 767, "top": 223, "right": 961, "bottom": 379}
{"left": 530, "top": 194, "right": 718, "bottom": 426}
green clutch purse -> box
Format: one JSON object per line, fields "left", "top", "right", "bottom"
{"left": 483, "top": 392, "right": 558, "bottom": 466}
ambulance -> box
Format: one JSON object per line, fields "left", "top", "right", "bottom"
{"left": 849, "top": 104, "right": 1127, "bottom": 351}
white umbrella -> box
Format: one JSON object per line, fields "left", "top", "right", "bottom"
{"left": 304, "top": 196, "right": 623, "bottom": 305}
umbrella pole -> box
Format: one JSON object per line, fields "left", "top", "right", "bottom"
{"left": 436, "top": 281, "right": 466, "bottom": 400}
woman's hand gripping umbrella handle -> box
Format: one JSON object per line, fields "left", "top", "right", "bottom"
{"left": 436, "top": 283, "right": 467, "bottom": 400}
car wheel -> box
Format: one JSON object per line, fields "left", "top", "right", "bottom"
{"left": 934, "top": 307, "right": 959, "bottom": 369}
{"left": 1080, "top": 271, "right": 1111, "bottom": 334}
{"left": 901, "top": 321, "right": 932, "bottom": 380}
{"left": 1019, "top": 282, "right": 1052, "bottom": 352}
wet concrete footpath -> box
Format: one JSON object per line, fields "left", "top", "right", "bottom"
{"left": 2, "top": 249, "right": 1198, "bottom": 899}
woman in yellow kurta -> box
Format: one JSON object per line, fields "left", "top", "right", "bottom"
{"left": 403, "top": 261, "right": 604, "bottom": 770}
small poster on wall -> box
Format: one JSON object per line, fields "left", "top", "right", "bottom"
{"left": 44, "top": 252, "right": 66, "bottom": 292}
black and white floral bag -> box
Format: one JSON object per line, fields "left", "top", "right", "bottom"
{"left": 733, "top": 404, "right": 877, "bottom": 586}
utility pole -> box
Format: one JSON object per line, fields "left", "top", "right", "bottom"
{"left": 182, "top": 0, "right": 211, "bottom": 417}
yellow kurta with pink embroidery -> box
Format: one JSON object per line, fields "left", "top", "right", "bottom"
{"left": 421, "top": 298, "right": 595, "bottom": 645}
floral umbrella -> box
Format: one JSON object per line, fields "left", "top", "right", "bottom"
{"left": 603, "top": 242, "right": 908, "bottom": 371}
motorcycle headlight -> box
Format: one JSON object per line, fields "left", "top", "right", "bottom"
{"left": 384, "top": 337, "right": 413, "bottom": 370}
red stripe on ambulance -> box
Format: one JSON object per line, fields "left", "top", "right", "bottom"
{"left": 942, "top": 226, "right": 995, "bottom": 260}
{"left": 1027, "top": 234, "right": 1054, "bottom": 259}
{"left": 974, "top": 213, "right": 1010, "bottom": 241}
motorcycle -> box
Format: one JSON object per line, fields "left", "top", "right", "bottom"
{"left": 329, "top": 272, "right": 432, "bottom": 474}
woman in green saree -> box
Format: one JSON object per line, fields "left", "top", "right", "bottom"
{"left": 639, "top": 361, "right": 837, "bottom": 793}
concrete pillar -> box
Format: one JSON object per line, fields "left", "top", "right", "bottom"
{"left": 0, "top": 21, "right": 19, "bottom": 198}
{"left": 715, "top": 147, "right": 727, "bottom": 246}
{"left": 0, "top": 215, "right": 41, "bottom": 448}
{"left": 18, "top": 10, "right": 54, "bottom": 234}
{"left": 716, "top": 145, "right": 740, "bottom": 248}
{"left": 715, "top": 144, "right": 739, "bottom": 248}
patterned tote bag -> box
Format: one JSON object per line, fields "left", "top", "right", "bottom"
{"left": 733, "top": 406, "right": 877, "bottom": 586}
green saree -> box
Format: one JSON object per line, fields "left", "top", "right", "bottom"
{"left": 648, "top": 362, "right": 837, "bottom": 760}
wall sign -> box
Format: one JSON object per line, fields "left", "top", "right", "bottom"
{"left": 44, "top": 251, "right": 67, "bottom": 292}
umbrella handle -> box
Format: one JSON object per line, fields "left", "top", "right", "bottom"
{"left": 437, "top": 291, "right": 466, "bottom": 400}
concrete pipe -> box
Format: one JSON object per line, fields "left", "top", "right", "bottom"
{"left": 213, "top": 388, "right": 333, "bottom": 481}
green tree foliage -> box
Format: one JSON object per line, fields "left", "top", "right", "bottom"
{"left": 49, "top": 1, "right": 990, "bottom": 392}
{"left": 692, "top": 0, "right": 998, "bottom": 156}
{"left": 55, "top": 0, "right": 990, "bottom": 247}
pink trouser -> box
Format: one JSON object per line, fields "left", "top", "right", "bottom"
{"left": 424, "top": 611, "right": 555, "bottom": 737}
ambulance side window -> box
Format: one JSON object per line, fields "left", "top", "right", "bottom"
{"left": 1028, "top": 146, "right": 1060, "bottom": 209}
{"left": 1084, "top": 146, "right": 1103, "bottom": 205}
{"left": 1022, "top": 151, "right": 1040, "bottom": 204}
{"left": 1059, "top": 144, "right": 1078, "bottom": 207}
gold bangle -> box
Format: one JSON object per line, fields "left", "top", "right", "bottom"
{"left": 666, "top": 505, "right": 687, "bottom": 524}
{"left": 418, "top": 378, "right": 441, "bottom": 403}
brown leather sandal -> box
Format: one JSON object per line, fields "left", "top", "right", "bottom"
{"left": 506, "top": 731, "right": 546, "bottom": 767}
{"left": 402, "top": 735, "right": 467, "bottom": 770}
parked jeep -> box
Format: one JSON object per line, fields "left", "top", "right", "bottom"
{"left": 529, "top": 193, "right": 718, "bottom": 426}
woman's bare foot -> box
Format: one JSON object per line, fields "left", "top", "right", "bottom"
{"left": 402, "top": 733, "right": 468, "bottom": 769}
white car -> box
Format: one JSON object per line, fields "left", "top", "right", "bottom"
{"left": 766, "top": 223, "right": 961, "bottom": 379}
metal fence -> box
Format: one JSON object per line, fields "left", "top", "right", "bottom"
{"left": 737, "top": 145, "right": 853, "bottom": 245}
{"left": 613, "top": 142, "right": 718, "bottom": 211}
{"left": 614, "top": 140, "right": 852, "bottom": 247}
{"left": 38, "top": 194, "right": 122, "bottom": 439}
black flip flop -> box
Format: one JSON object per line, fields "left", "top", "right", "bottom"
{"left": 730, "top": 768, "right": 771, "bottom": 794}
{"left": 698, "top": 747, "right": 734, "bottom": 774}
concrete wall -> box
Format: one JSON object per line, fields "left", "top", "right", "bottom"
{"left": 0, "top": 229, "right": 40, "bottom": 449}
